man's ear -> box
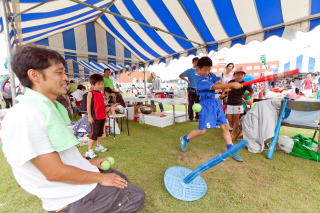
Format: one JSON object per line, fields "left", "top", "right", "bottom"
{"left": 27, "top": 69, "right": 41, "bottom": 85}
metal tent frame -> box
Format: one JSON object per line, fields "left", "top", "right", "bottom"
{"left": 2, "top": 0, "right": 320, "bottom": 104}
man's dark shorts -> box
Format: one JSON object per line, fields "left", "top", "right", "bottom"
{"left": 49, "top": 169, "right": 145, "bottom": 213}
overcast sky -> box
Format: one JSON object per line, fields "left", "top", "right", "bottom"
{"left": 150, "top": 26, "right": 320, "bottom": 80}
{"left": 1, "top": 26, "right": 320, "bottom": 79}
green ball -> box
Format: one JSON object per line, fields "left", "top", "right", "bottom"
{"left": 107, "top": 157, "right": 115, "bottom": 166}
{"left": 192, "top": 103, "right": 202, "bottom": 112}
{"left": 101, "top": 161, "right": 111, "bottom": 170}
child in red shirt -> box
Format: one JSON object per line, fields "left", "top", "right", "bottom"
{"left": 85, "top": 74, "right": 108, "bottom": 159}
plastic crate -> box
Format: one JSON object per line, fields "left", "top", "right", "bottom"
{"left": 144, "top": 114, "right": 174, "bottom": 128}
{"left": 163, "top": 111, "right": 188, "bottom": 123}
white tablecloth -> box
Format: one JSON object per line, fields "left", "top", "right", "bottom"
{"left": 123, "top": 97, "right": 187, "bottom": 105}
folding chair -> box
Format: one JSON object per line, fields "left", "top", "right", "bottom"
{"left": 108, "top": 108, "right": 130, "bottom": 138}
{"left": 281, "top": 100, "right": 320, "bottom": 151}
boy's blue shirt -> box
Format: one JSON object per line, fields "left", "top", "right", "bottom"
{"left": 195, "top": 73, "right": 220, "bottom": 98}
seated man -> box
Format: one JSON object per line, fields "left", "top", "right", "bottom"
{"left": 2, "top": 45, "right": 145, "bottom": 213}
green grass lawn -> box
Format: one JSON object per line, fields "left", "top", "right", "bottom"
{"left": 1, "top": 121, "right": 320, "bottom": 213}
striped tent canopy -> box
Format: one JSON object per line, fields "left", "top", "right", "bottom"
{"left": 78, "top": 60, "right": 130, "bottom": 73}
{"left": 274, "top": 55, "right": 318, "bottom": 74}
{"left": 119, "top": 82, "right": 146, "bottom": 89}
{"left": 1, "top": 0, "right": 320, "bottom": 77}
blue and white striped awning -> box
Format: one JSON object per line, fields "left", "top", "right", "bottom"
{"left": 77, "top": 60, "right": 130, "bottom": 75}
{"left": 120, "top": 83, "right": 146, "bottom": 89}
{"left": 274, "top": 55, "right": 318, "bottom": 74}
{"left": 1, "top": 0, "right": 320, "bottom": 66}
{"left": 78, "top": 60, "right": 103, "bottom": 74}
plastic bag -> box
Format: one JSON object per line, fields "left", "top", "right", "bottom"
{"left": 106, "top": 118, "right": 120, "bottom": 135}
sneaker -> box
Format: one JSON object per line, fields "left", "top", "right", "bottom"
{"left": 85, "top": 150, "right": 96, "bottom": 159}
{"left": 180, "top": 136, "right": 188, "bottom": 152}
{"left": 95, "top": 145, "right": 108, "bottom": 152}
{"left": 231, "top": 152, "right": 244, "bottom": 162}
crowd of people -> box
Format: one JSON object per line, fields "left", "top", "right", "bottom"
{"left": 178, "top": 57, "right": 320, "bottom": 162}
{"left": 1, "top": 45, "right": 320, "bottom": 213}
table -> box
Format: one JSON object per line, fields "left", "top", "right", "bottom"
{"left": 124, "top": 97, "right": 188, "bottom": 123}
{"left": 153, "top": 98, "right": 188, "bottom": 123}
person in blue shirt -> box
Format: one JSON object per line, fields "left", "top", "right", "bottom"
{"left": 180, "top": 56, "right": 245, "bottom": 162}
{"left": 179, "top": 57, "right": 200, "bottom": 121}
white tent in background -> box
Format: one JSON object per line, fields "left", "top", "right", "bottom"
{"left": 274, "top": 55, "right": 318, "bottom": 74}
{"left": 1, "top": 0, "right": 320, "bottom": 99}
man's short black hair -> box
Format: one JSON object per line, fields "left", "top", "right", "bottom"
{"left": 12, "top": 45, "right": 65, "bottom": 88}
{"left": 89, "top": 74, "right": 104, "bottom": 85}
{"left": 192, "top": 57, "right": 199, "bottom": 63}
{"left": 104, "top": 68, "right": 111, "bottom": 73}
{"left": 104, "top": 87, "right": 114, "bottom": 94}
{"left": 70, "top": 80, "right": 74, "bottom": 83}
{"left": 77, "top": 84, "right": 84, "bottom": 90}
{"left": 226, "top": 63, "right": 234, "bottom": 68}
{"left": 197, "top": 56, "right": 212, "bottom": 68}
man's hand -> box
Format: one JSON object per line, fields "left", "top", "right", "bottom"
{"left": 229, "top": 82, "right": 243, "bottom": 89}
{"left": 99, "top": 173, "right": 128, "bottom": 189}
{"left": 89, "top": 158, "right": 111, "bottom": 170}
{"left": 186, "top": 80, "right": 191, "bottom": 85}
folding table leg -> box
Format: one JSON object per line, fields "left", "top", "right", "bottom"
{"left": 108, "top": 118, "right": 111, "bottom": 135}
{"left": 121, "top": 118, "right": 123, "bottom": 131}
{"left": 113, "top": 118, "right": 116, "bottom": 138}
{"left": 318, "top": 130, "right": 320, "bottom": 153}
{"left": 312, "top": 130, "right": 317, "bottom": 142}
{"left": 127, "top": 110, "right": 130, "bottom": 136}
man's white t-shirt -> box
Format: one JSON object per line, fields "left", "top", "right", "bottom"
{"left": 1, "top": 102, "right": 99, "bottom": 211}
{"left": 71, "top": 89, "right": 85, "bottom": 101}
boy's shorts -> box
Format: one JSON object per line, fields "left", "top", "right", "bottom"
{"left": 198, "top": 98, "right": 227, "bottom": 130}
{"left": 90, "top": 119, "right": 106, "bottom": 140}
{"left": 226, "top": 105, "right": 244, "bottom": 114}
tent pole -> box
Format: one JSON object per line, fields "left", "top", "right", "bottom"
{"left": 69, "top": 0, "right": 202, "bottom": 46}
{"left": 1, "top": 0, "right": 17, "bottom": 105}
{"left": 143, "top": 66, "right": 147, "bottom": 95}
{"left": 13, "top": 0, "right": 56, "bottom": 18}
{"left": 93, "top": 0, "right": 116, "bottom": 22}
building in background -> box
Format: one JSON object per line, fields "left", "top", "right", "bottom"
{"left": 212, "top": 61, "right": 280, "bottom": 78}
